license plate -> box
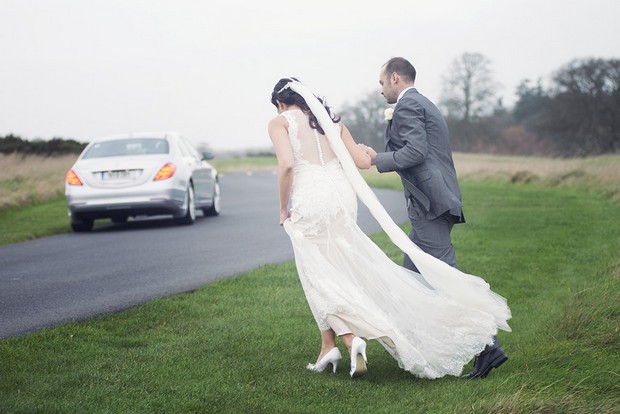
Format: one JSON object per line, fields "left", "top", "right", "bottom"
{"left": 99, "top": 170, "right": 141, "bottom": 181}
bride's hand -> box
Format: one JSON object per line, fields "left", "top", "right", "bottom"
{"left": 358, "top": 143, "right": 377, "bottom": 163}
{"left": 279, "top": 210, "right": 290, "bottom": 225}
{"left": 367, "top": 147, "right": 377, "bottom": 163}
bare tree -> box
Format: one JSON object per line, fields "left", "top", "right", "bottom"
{"left": 440, "top": 52, "right": 499, "bottom": 123}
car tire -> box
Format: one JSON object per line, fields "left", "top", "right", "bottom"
{"left": 202, "top": 180, "right": 221, "bottom": 217}
{"left": 175, "top": 185, "right": 196, "bottom": 225}
{"left": 71, "top": 218, "right": 94, "bottom": 232}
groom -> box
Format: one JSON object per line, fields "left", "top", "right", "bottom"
{"left": 369, "top": 57, "right": 507, "bottom": 379}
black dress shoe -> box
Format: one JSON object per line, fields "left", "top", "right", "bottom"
{"left": 462, "top": 337, "right": 508, "bottom": 379}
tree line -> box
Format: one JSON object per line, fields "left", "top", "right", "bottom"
{"left": 340, "top": 55, "right": 620, "bottom": 157}
{"left": 0, "top": 134, "right": 86, "bottom": 156}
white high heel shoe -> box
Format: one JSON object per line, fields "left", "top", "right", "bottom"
{"left": 349, "top": 337, "right": 368, "bottom": 378}
{"left": 306, "top": 347, "right": 342, "bottom": 373}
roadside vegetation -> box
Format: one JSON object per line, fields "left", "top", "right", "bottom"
{"left": 1, "top": 153, "right": 618, "bottom": 247}
{"left": 0, "top": 153, "right": 76, "bottom": 210}
{"left": 0, "top": 153, "right": 619, "bottom": 412}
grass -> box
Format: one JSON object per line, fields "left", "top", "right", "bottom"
{"left": 0, "top": 153, "right": 76, "bottom": 210}
{"left": 0, "top": 198, "right": 70, "bottom": 246}
{"left": 2, "top": 153, "right": 618, "bottom": 212}
{"left": 3, "top": 153, "right": 616, "bottom": 247}
{"left": 453, "top": 153, "right": 620, "bottom": 202}
{"left": 1, "top": 175, "right": 619, "bottom": 412}
{"left": 211, "top": 155, "right": 279, "bottom": 172}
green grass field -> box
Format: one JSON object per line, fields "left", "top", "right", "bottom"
{"left": 1, "top": 177, "right": 619, "bottom": 413}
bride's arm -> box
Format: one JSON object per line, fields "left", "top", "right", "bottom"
{"left": 339, "top": 122, "right": 376, "bottom": 170}
{"left": 268, "top": 115, "right": 295, "bottom": 225}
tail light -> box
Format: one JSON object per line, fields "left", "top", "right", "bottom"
{"left": 66, "top": 170, "right": 83, "bottom": 186}
{"left": 153, "top": 163, "right": 176, "bottom": 181}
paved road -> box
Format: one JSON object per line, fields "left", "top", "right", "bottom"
{"left": 0, "top": 171, "right": 408, "bottom": 339}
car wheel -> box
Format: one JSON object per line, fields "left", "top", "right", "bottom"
{"left": 202, "top": 180, "right": 221, "bottom": 217}
{"left": 175, "top": 185, "right": 196, "bottom": 225}
{"left": 71, "top": 218, "right": 94, "bottom": 232}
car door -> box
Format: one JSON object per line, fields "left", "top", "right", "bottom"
{"left": 178, "top": 137, "right": 213, "bottom": 202}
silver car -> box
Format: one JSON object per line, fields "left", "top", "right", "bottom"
{"left": 65, "top": 131, "right": 221, "bottom": 232}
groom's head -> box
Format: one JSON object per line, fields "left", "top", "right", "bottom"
{"left": 380, "top": 57, "right": 416, "bottom": 104}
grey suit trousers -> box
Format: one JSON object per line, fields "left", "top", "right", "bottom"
{"left": 403, "top": 197, "right": 457, "bottom": 272}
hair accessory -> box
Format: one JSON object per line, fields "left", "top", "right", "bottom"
{"left": 277, "top": 78, "right": 300, "bottom": 94}
{"left": 277, "top": 83, "right": 290, "bottom": 94}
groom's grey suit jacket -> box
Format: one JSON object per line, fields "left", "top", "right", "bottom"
{"left": 375, "top": 88, "right": 464, "bottom": 222}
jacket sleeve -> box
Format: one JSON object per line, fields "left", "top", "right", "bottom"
{"left": 375, "top": 98, "right": 428, "bottom": 173}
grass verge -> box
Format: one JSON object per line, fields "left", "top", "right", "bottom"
{"left": 1, "top": 153, "right": 618, "bottom": 246}
{"left": 1, "top": 181, "right": 619, "bottom": 413}
{"left": 0, "top": 154, "right": 75, "bottom": 209}
{"left": 0, "top": 197, "right": 70, "bottom": 246}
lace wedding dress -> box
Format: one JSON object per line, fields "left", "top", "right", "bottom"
{"left": 281, "top": 109, "right": 510, "bottom": 379}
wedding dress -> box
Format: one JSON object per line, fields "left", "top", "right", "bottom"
{"left": 281, "top": 108, "right": 511, "bottom": 379}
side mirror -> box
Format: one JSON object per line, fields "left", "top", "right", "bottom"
{"left": 202, "top": 151, "right": 214, "bottom": 160}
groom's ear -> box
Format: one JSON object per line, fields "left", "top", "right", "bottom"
{"left": 391, "top": 72, "right": 399, "bottom": 84}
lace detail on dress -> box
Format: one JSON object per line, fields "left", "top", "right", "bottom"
{"left": 282, "top": 111, "right": 301, "bottom": 160}
{"left": 281, "top": 109, "right": 338, "bottom": 167}
{"left": 281, "top": 110, "right": 355, "bottom": 239}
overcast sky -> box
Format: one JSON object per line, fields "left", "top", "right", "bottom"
{"left": 1, "top": 0, "right": 618, "bottom": 151}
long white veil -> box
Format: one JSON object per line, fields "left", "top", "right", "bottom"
{"left": 287, "top": 81, "right": 511, "bottom": 331}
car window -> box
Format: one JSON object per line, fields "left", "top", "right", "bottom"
{"left": 83, "top": 139, "right": 169, "bottom": 159}
{"left": 176, "top": 139, "right": 191, "bottom": 158}
{"left": 178, "top": 138, "right": 201, "bottom": 160}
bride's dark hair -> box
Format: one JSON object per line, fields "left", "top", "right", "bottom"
{"left": 271, "top": 77, "right": 341, "bottom": 135}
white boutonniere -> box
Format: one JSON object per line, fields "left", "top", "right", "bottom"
{"left": 384, "top": 107, "right": 394, "bottom": 121}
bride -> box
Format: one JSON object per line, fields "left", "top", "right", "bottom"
{"left": 267, "top": 78, "right": 511, "bottom": 379}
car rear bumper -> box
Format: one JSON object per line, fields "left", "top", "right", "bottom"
{"left": 66, "top": 188, "right": 186, "bottom": 219}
